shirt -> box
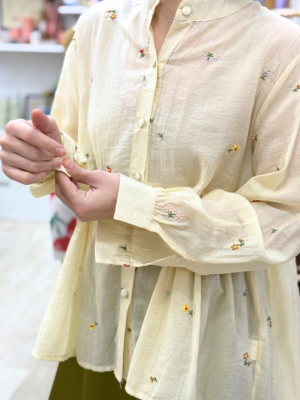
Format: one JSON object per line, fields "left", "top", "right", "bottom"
{"left": 30, "top": 0, "right": 300, "bottom": 398}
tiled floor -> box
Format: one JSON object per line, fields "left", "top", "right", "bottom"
{"left": 0, "top": 220, "right": 61, "bottom": 400}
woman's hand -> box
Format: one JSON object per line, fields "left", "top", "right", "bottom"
{"left": 55, "top": 159, "right": 121, "bottom": 221}
{"left": 0, "top": 110, "right": 65, "bottom": 185}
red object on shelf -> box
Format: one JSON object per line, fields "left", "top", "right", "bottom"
{"left": 21, "top": 17, "right": 35, "bottom": 43}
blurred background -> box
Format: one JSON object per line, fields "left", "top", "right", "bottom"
{"left": 0, "top": 1, "right": 300, "bottom": 399}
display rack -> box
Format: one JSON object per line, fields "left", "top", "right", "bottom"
{"left": 0, "top": 43, "right": 65, "bottom": 53}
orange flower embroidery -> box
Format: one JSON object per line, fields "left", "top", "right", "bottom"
{"left": 243, "top": 352, "right": 252, "bottom": 367}
{"left": 231, "top": 238, "right": 245, "bottom": 250}
{"left": 227, "top": 145, "right": 240, "bottom": 153}
{"left": 89, "top": 321, "right": 99, "bottom": 330}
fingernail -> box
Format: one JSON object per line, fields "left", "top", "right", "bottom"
{"left": 64, "top": 159, "right": 74, "bottom": 170}
{"left": 56, "top": 148, "right": 65, "bottom": 157}
{"left": 55, "top": 159, "right": 62, "bottom": 167}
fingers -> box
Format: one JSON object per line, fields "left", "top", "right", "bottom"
{"left": 55, "top": 170, "right": 78, "bottom": 202}
{"left": 1, "top": 135, "right": 55, "bottom": 161}
{"left": 1, "top": 151, "right": 62, "bottom": 173}
{"left": 6, "top": 119, "right": 65, "bottom": 156}
{"left": 55, "top": 173, "right": 75, "bottom": 212}
{"left": 2, "top": 164, "right": 47, "bottom": 185}
{"left": 31, "top": 110, "right": 62, "bottom": 144}
{"left": 63, "top": 159, "right": 99, "bottom": 186}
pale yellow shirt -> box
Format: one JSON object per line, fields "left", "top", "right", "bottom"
{"left": 30, "top": 0, "right": 300, "bottom": 398}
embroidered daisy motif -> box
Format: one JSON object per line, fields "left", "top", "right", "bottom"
{"left": 212, "top": 274, "right": 218, "bottom": 280}
{"left": 164, "top": 204, "right": 183, "bottom": 219}
{"left": 127, "top": 327, "right": 132, "bottom": 332}
{"left": 150, "top": 376, "right": 158, "bottom": 383}
{"left": 227, "top": 145, "right": 240, "bottom": 153}
{"left": 276, "top": 166, "right": 283, "bottom": 171}
{"left": 107, "top": 165, "right": 112, "bottom": 172}
{"left": 106, "top": 9, "right": 117, "bottom": 19}
{"left": 292, "top": 84, "right": 300, "bottom": 92}
{"left": 89, "top": 71, "right": 94, "bottom": 87}
{"left": 157, "top": 132, "right": 163, "bottom": 139}
{"left": 267, "top": 316, "right": 273, "bottom": 327}
{"left": 89, "top": 321, "right": 99, "bottom": 330}
{"left": 205, "top": 52, "right": 220, "bottom": 63}
{"left": 139, "top": 49, "right": 145, "bottom": 58}
{"left": 243, "top": 352, "right": 252, "bottom": 367}
{"left": 239, "top": 288, "right": 247, "bottom": 296}
{"left": 141, "top": 76, "right": 148, "bottom": 88}
{"left": 182, "top": 304, "right": 194, "bottom": 317}
{"left": 260, "top": 66, "right": 270, "bottom": 81}
{"left": 252, "top": 134, "right": 257, "bottom": 142}
{"left": 150, "top": 117, "right": 154, "bottom": 124}
{"left": 119, "top": 244, "right": 127, "bottom": 251}
{"left": 271, "top": 229, "right": 278, "bottom": 236}
{"left": 123, "top": 264, "right": 130, "bottom": 267}
{"left": 85, "top": 153, "right": 92, "bottom": 160}
{"left": 252, "top": 200, "right": 260, "bottom": 202}
{"left": 231, "top": 238, "right": 245, "bottom": 250}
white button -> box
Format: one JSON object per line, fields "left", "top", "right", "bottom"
{"left": 135, "top": 173, "right": 140, "bottom": 181}
{"left": 139, "top": 118, "right": 145, "bottom": 128}
{"left": 152, "top": 59, "right": 156, "bottom": 68}
{"left": 121, "top": 288, "right": 129, "bottom": 298}
{"left": 182, "top": 6, "right": 192, "bottom": 16}
{"left": 73, "top": 153, "right": 80, "bottom": 162}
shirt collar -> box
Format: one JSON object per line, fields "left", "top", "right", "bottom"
{"left": 141, "top": 0, "right": 253, "bottom": 22}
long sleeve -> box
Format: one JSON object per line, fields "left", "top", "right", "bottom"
{"left": 30, "top": 24, "right": 87, "bottom": 199}
{"left": 113, "top": 53, "right": 300, "bottom": 269}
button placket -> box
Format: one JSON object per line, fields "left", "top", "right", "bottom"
{"left": 115, "top": 266, "right": 135, "bottom": 383}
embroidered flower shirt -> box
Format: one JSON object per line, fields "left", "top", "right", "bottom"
{"left": 30, "top": 0, "right": 300, "bottom": 399}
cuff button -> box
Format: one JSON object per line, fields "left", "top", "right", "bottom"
{"left": 73, "top": 153, "right": 80, "bottom": 162}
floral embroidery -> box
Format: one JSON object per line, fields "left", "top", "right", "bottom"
{"left": 85, "top": 153, "right": 92, "bottom": 160}
{"left": 239, "top": 288, "right": 247, "bottom": 296}
{"left": 227, "top": 144, "right": 240, "bottom": 153}
{"left": 165, "top": 290, "right": 171, "bottom": 298}
{"left": 141, "top": 76, "right": 148, "bottom": 88}
{"left": 267, "top": 316, "right": 273, "bottom": 327}
{"left": 72, "top": 36, "right": 77, "bottom": 49}
{"left": 106, "top": 9, "right": 117, "bottom": 19}
{"left": 243, "top": 352, "right": 252, "bottom": 367}
{"left": 89, "top": 71, "right": 94, "bottom": 87}
{"left": 164, "top": 204, "right": 183, "bottom": 219}
{"left": 292, "top": 84, "right": 300, "bottom": 92}
{"left": 79, "top": 267, "right": 84, "bottom": 275}
{"left": 119, "top": 244, "right": 127, "bottom": 251}
{"left": 150, "top": 117, "right": 154, "bottom": 124}
{"left": 89, "top": 321, "right": 99, "bottom": 330}
{"left": 252, "top": 200, "right": 260, "bottom": 202}
{"left": 260, "top": 66, "right": 270, "bottom": 81}
{"left": 107, "top": 165, "right": 112, "bottom": 173}
{"left": 182, "top": 304, "right": 194, "bottom": 317}
{"left": 139, "top": 49, "right": 145, "bottom": 58}
{"left": 127, "top": 327, "right": 132, "bottom": 332}
{"left": 231, "top": 238, "right": 245, "bottom": 250}
{"left": 150, "top": 376, "right": 158, "bottom": 383}
{"left": 123, "top": 264, "right": 130, "bottom": 267}
{"left": 252, "top": 134, "right": 257, "bottom": 142}
{"left": 212, "top": 274, "right": 218, "bottom": 280}
{"left": 271, "top": 229, "right": 278, "bottom": 236}
{"left": 75, "top": 144, "right": 78, "bottom": 151}
{"left": 276, "top": 166, "right": 283, "bottom": 171}
{"left": 205, "top": 52, "right": 220, "bottom": 63}
{"left": 157, "top": 132, "right": 163, "bottom": 139}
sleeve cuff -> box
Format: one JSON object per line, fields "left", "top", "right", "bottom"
{"left": 113, "top": 173, "right": 156, "bottom": 230}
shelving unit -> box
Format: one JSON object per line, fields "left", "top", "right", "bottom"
{"left": 58, "top": 5, "right": 88, "bottom": 14}
{"left": 0, "top": 43, "right": 64, "bottom": 53}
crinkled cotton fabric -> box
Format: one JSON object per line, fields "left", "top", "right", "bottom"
{"left": 31, "top": 1, "right": 300, "bottom": 398}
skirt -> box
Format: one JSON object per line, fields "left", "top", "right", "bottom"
{"left": 48, "top": 357, "right": 137, "bottom": 400}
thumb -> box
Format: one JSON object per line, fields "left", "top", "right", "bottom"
{"left": 63, "top": 159, "right": 97, "bottom": 186}
{"left": 31, "top": 109, "right": 61, "bottom": 144}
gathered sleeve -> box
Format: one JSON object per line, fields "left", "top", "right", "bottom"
{"left": 113, "top": 53, "right": 300, "bottom": 270}
{"left": 30, "top": 24, "right": 88, "bottom": 199}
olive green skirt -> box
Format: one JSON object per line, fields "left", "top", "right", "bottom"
{"left": 48, "top": 357, "right": 137, "bottom": 400}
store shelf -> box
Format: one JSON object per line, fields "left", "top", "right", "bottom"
{"left": 0, "top": 43, "right": 64, "bottom": 53}
{"left": 58, "top": 5, "right": 89, "bottom": 15}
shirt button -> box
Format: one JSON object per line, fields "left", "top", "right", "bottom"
{"left": 73, "top": 153, "right": 80, "bottom": 162}
{"left": 139, "top": 118, "right": 145, "bottom": 128}
{"left": 121, "top": 288, "right": 129, "bottom": 298}
{"left": 182, "top": 6, "right": 192, "bottom": 16}
{"left": 151, "top": 59, "right": 156, "bottom": 68}
{"left": 135, "top": 172, "right": 140, "bottom": 181}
